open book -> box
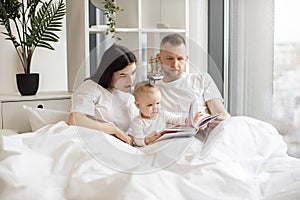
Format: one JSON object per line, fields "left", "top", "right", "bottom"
{"left": 156, "top": 101, "right": 220, "bottom": 142}
{"left": 188, "top": 100, "right": 220, "bottom": 129}
{"left": 193, "top": 113, "right": 220, "bottom": 128}
{"left": 156, "top": 127, "right": 196, "bottom": 142}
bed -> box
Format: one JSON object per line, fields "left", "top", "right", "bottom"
{"left": 0, "top": 108, "right": 300, "bottom": 200}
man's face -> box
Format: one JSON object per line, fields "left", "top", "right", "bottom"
{"left": 158, "top": 42, "right": 188, "bottom": 82}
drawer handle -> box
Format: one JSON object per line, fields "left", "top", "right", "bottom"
{"left": 37, "top": 104, "right": 44, "bottom": 109}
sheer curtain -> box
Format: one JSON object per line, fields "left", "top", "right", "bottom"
{"left": 227, "top": 0, "right": 274, "bottom": 122}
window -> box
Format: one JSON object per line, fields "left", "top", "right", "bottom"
{"left": 227, "top": 0, "right": 300, "bottom": 136}
{"left": 273, "top": 0, "right": 300, "bottom": 135}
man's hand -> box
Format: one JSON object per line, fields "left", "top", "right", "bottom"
{"left": 185, "top": 112, "right": 204, "bottom": 128}
{"left": 207, "top": 115, "right": 227, "bottom": 129}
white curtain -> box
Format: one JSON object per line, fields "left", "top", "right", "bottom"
{"left": 228, "top": 0, "right": 274, "bottom": 121}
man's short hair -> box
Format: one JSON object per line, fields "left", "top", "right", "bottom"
{"left": 160, "top": 34, "right": 186, "bottom": 48}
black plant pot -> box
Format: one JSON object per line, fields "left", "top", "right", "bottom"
{"left": 16, "top": 73, "right": 39, "bottom": 96}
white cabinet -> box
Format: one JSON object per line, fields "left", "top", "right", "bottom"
{"left": 0, "top": 92, "right": 71, "bottom": 133}
{"left": 89, "top": 0, "right": 189, "bottom": 82}
{"left": 67, "top": 0, "right": 208, "bottom": 91}
{"left": 66, "top": 0, "right": 190, "bottom": 90}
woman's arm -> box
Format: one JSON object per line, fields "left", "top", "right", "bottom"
{"left": 68, "top": 112, "right": 132, "bottom": 145}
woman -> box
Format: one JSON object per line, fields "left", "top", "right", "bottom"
{"left": 68, "top": 44, "right": 139, "bottom": 145}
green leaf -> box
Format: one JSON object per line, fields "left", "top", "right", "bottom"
{"left": 0, "top": 0, "right": 66, "bottom": 72}
{"left": 36, "top": 41, "right": 55, "bottom": 50}
{"left": 27, "top": 0, "right": 66, "bottom": 50}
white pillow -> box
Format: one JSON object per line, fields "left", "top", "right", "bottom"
{"left": 0, "top": 129, "right": 18, "bottom": 136}
{"left": 23, "top": 105, "right": 69, "bottom": 131}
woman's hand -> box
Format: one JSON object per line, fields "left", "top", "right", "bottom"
{"left": 68, "top": 112, "right": 133, "bottom": 145}
{"left": 112, "top": 126, "right": 133, "bottom": 145}
{"left": 144, "top": 131, "right": 162, "bottom": 145}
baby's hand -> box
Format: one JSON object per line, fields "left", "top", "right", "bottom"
{"left": 144, "top": 131, "right": 162, "bottom": 145}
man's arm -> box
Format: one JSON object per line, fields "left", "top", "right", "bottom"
{"left": 206, "top": 98, "right": 231, "bottom": 118}
{"left": 205, "top": 99, "right": 231, "bottom": 128}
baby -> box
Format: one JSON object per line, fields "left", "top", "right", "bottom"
{"left": 130, "top": 82, "right": 200, "bottom": 146}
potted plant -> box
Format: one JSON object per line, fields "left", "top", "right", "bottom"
{"left": 90, "top": 0, "right": 123, "bottom": 40}
{"left": 0, "top": 0, "right": 66, "bottom": 95}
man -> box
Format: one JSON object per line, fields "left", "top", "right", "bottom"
{"left": 156, "top": 34, "right": 230, "bottom": 129}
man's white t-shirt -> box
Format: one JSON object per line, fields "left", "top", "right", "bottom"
{"left": 71, "top": 80, "right": 138, "bottom": 132}
{"left": 130, "top": 110, "right": 186, "bottom": 146}
{"left": 156, "top": 73, "right": 223, "bottom": 116}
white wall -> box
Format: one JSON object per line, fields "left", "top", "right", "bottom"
{"left": 188, "top": 0, "right": 208, "bottom": 74}
{"left": 0, "top": 27, "right": 20, "bottom": 93}
{"left": 66, "top": 0, "right": 89, "bottom": 92}
{"left": 0, "top": 3, "right": 68, "bottom": 94}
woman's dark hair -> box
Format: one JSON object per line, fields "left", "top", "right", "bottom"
{"left": 90, "top": 44, "right": 137, "bottom": 89}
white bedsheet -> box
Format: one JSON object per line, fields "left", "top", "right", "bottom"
{"left": 0, "top": 116, "right": 300, "bottom": 200}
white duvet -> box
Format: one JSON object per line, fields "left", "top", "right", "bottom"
{"left": 0, "top": 116, "right": 300, "bottom": 200}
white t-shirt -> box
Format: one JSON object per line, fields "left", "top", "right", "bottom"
{"left": 130, "top": 110, "right": 186, "bottom": 146}
{"left": 156, "top": 73, "right": 223, "bottom": 116}
{"left": 71, "top": 80, "right": 139, "bottom": 132}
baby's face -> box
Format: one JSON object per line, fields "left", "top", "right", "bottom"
{"left": 137, "top": 92, "right": 161, "bottom": 119}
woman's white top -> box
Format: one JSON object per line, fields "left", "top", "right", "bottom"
{"left": 130, "top": 110, "right": 186, "bottom": 146}
{"left": 71, "top": 80, "right": 138, "bottom": 132}
{"left": 156, "top": 73, "right": 223, "bottom": 115}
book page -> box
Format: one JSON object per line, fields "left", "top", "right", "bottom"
{"left": 155, "top": 129, "right": 196, "bottom": 143}
{"left": 194, "top": 114, "right": 220, "bottom": 128}
{"left": 160, "top": 127, "right": 195, "bottom": 134}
